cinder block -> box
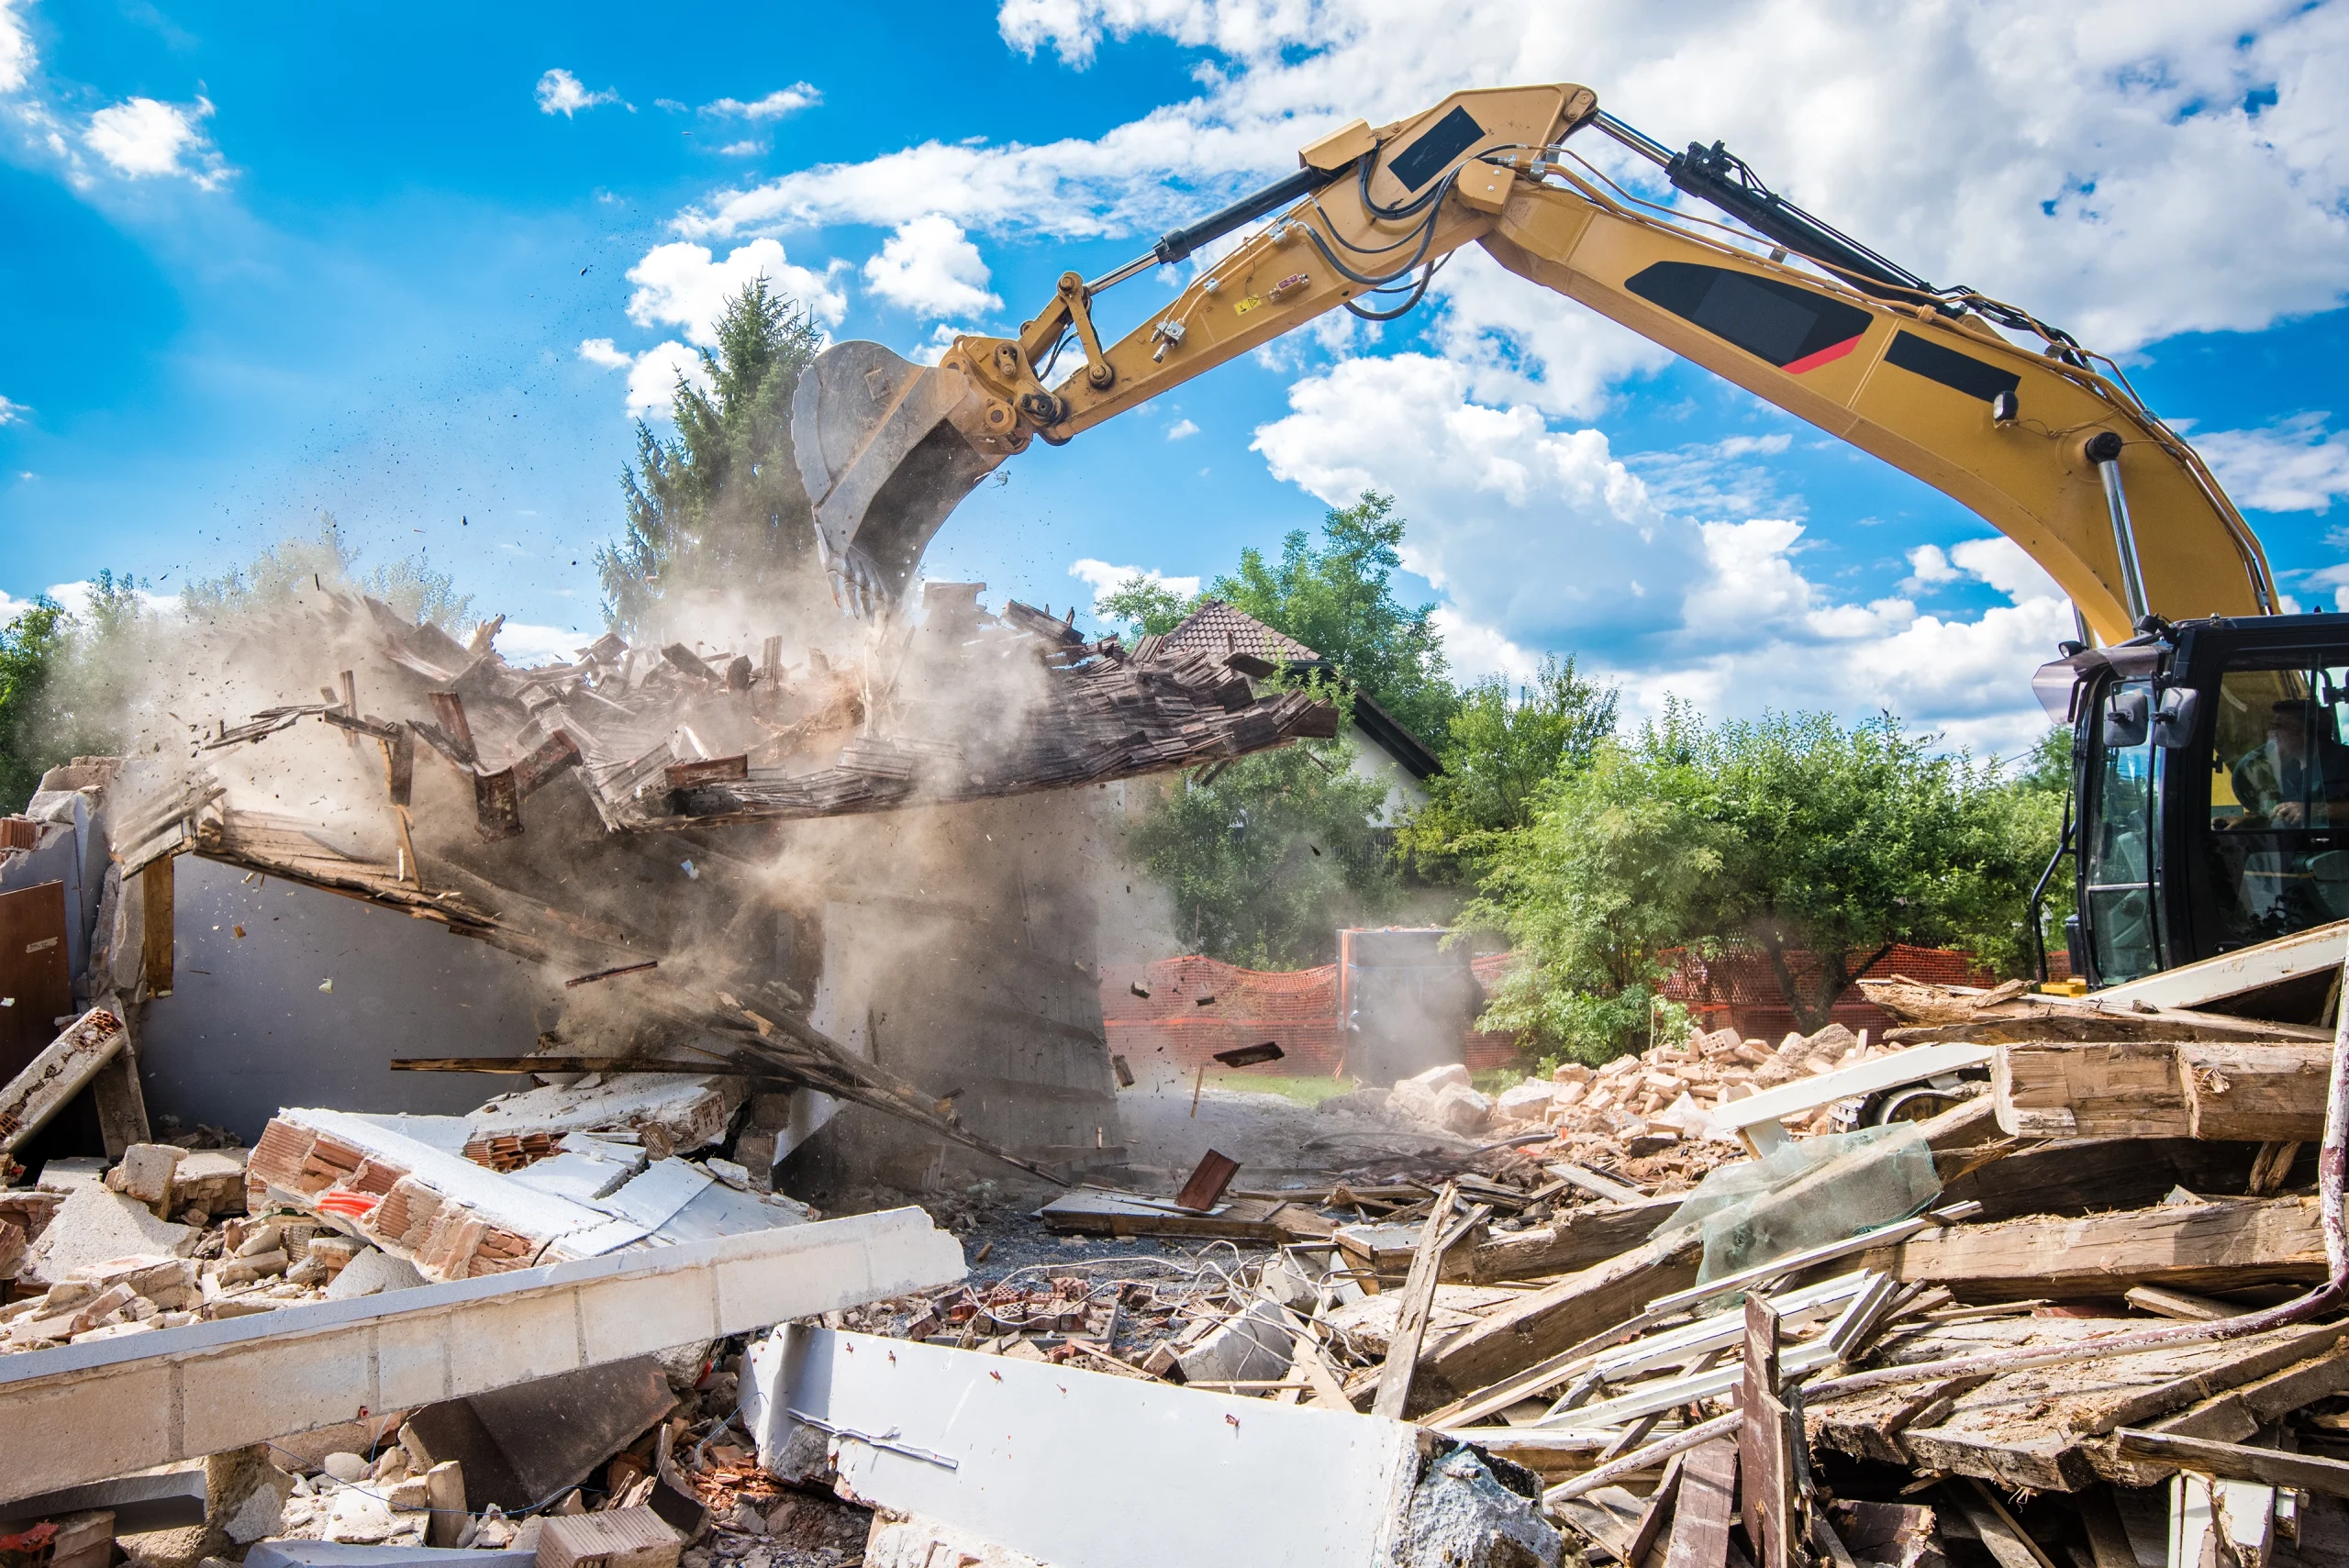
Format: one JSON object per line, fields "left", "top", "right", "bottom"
{"left": 106, "top": 1145, "right": 186, "bottom": 1207}
{"left": 441, "top": 1291, "right": 579, "bottom": 1396}
{"left": 373, "top": 1311, "right": 456, "bottom": 1411}
{"left": 180, "top": 1331, "right": 375, "bottom": 1456}
{"left": 0, "top": 1362, "right": 176, "bottom": 1498}
{"left": 536, "top": 1507, "right": 678, "bottom": 1568}
{"left": 576, "top": 1273, "right": 711, "bottom": 1365}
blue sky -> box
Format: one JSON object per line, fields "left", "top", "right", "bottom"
{"left": 5, "top": 1, "right": 2347, "bottom": 755}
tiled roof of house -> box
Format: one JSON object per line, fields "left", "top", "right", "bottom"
{"left": 1160, "top": 599, "right": 1320, "bottom": 664}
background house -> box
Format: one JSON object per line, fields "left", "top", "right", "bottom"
{"left": 1158, "top": 599, "right": 1440, "bottom": 826}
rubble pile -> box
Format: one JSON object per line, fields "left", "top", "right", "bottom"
{"left": 194, "top": 585, "right": 1339, "bottom": 840}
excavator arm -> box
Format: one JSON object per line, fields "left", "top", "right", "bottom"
{"left": 793, "top": 83, "right": 2275, "bottom": 644}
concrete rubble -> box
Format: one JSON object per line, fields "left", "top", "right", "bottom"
{"left": 7, "top": 594, "right": 2349, "bottom": 1566}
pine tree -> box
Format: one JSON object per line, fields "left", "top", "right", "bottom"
{"left": 596, "top": 278, "right": 826, "bottom": 632}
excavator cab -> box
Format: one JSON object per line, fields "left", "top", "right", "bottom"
{"left": 2044, "top": 614, "right": 2349, "bottom": 990}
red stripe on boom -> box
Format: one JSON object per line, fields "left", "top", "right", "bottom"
{"left": 1782, "top": 333, "right": 1865, "bottom": 375}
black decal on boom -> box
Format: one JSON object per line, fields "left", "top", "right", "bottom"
{"left": 1387, "top": 106, "right": 1486, "bottom": 193}
{"left": 1884, "top": 330, "right": 2022, "bottom": 402}
{"left": 1625, "top": 261, "right": 1872, "bottom": 370}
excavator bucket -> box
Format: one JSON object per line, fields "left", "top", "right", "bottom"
{"left": 790, "top": 340, "right": 1007, "bottom": 616}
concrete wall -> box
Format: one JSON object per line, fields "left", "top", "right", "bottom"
{"left": 779, "top": 794, "right": 1124, "bottom": 1186}
{"left": 137, "top": 856, "right": 540, "bottom": 1141}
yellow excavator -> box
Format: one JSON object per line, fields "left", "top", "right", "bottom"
{"left": 791, "top": 83, "right": 2349, "bottom": 995}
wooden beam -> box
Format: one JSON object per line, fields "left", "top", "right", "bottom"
{"left": 1867, "top": 1196, "right": 2324, "bottom": 1300}
{"left": 1415, "top": 1224, "right": 1701, "bottom": 1410}
{"left": 87, "top": 1036, "right": 150, "bottom": 1159}
{"left": 1469, "top": 1195, "right": 1684, "bottom": 1283}
{"left": 2178, "top": 1042, "right": 2331, "bottom": 1140}
{"left": 1373, "top": 1184, "right": 1462, "bottom": 1419}
{"left": 1993, "top": 1040, "right": 2194, "bottom": 1138}
{"left": 1739, "top": 1296, "right": 1797, "bottom": 1568}
{"left": 2107, "top": 1428, "right": 2349, "bottom": 1498}
{"left": 139, "top": 855, "right": 173, "bottom": 997}
{"left": 1662, "top": 1439, "right": 1737, "bottom": 1568}
{"left": 0, "top": 1010, "right": 125, "bottom": 1156}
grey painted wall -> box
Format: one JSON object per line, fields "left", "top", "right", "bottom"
{"left": 137, "top": 856, "right": 538, "bottom": 1141}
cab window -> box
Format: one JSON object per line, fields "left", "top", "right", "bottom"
{"left": 2202, "top": 657, "right": 2349, "bottom": 946}
{"left": 2084, "top": 679, "right": 2159, "bottom": 983}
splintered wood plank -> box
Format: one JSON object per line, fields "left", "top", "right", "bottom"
{"left": 2177, "top": 1041, "right": 2332, "bottom": 1140}
{"left": 2091, "top": 1337, "right": 2349, "bottom": 1484}
{"left": 139, "top": 854, "right": 175, "bottom": 996}
{"left": 1811, "top": 1318, "right": 2347, "bottom": 1492}
{"left": 2110, "top": 1429, "right": 2349, "bottom": 1498}
{"left": 1870, "top": 1196, "right": 2326, "bottom": 1300}
{"left": 1469, "top": 1195, "right": 1683, "bottom": 1283}
{"left": 1992, "top": 1040, "right": 2193, "bottom": 1138}
{"left": 1663, "top": 1439, "right": 1738, "bottom": 1568}
{"left": 1374, "top": 1184, "right": 1460, "bottom": 1420}
{"left": 1739, "top": 1296, "right": 1797, "bottom": 1568}
{"left": 1416, "top": 1225, "right": 1703, "bottom": 1408}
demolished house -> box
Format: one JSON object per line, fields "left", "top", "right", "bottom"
{"left": 6, "top": 577, "right": 2349, "bottom": 1568}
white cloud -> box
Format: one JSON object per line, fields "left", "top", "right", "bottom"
{"left": 1904, "top": 542, "right": 1959, "bottom": 588}
{"left": 83, "top": 95, "right": 227, "bottom": 188}
{"left": 494, "top": 621, "right": 592, "bottom": 666}
{"left": 0, "top": 0, "right": 34, "bottom": 94}
{"left": 703, "top": 83, "right": 820, "bottom": 120}
{"left": 577, "top": 337, "right": 711, "bottom": 415}
{"left": 0, "top": 395, "right": 26, "bottom": 426}
{"left": 716, "top": 140, "right": 763, "bottom": 158}
{"left": 1252, "top": 351, "right": 1678, "bottom": 648}
{"left": 1251, "top": 348, "right": 2075, "bottom": 752}
{"left": 625, "top": 238, "right": 848, "bottom": 347}
{"left": 1165, "top": 417, "right": 1199, "bottom": 440}
{"left": 689, "top": 1, "right": 2349, "bottom": 355}
{"left": 624, "top": 342, "right": 708, "bottom": 415}
{"left": 2197, "top": 414, "right": 2349, "bottom": 514}
{"left": 1609, "top": 528, "right": 2075, "bottom": 756}
{"left": 860, "top": 216, "right": 1002, "bottom": 319}
{"left": 1430, "top": 604, "right": 1543, "bottom": 684}
{"left": 535, "top": 68, "right": 620, "bottom": 117}
{"left": 1069, "top": 557, "right": 1201, "bottom": 613}
{"left": 575, "top": 338, "right": 632, "bottom": 371}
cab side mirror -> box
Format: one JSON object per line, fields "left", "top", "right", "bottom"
{"left": 2103, "top": 688, "right": 2150, "bottom": 748}
{"left": 2152, "top": 686, "right": 2200, "bottom": 750}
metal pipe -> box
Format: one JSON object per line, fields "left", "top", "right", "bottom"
{"left": 2088, "top": 430, "right": 2152, "bottom": 628}
{"left": 1590, "top": 111, "right": 1675, "bottom": 169}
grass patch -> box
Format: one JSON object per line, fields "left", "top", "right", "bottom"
{"left": 1204, "top": 1071, "right": 1358, "bottom": 1106}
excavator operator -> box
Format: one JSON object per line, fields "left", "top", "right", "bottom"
{"left": 2232, "top": 699, "right": 2349, "bottom": 828}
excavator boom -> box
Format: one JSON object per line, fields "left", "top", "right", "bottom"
{"left": 792, "top": 83, "right": 2276, "bottom": 642}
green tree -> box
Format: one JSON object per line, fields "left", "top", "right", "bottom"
{"left": 183, "top": 515, "right": 473, "bottom": 630}
{"left": 1469, "top": 705, "right": 2049, "bottom": 1058}
{"left": 1130, "top": 682, "right": 1400, "bottom": 969}
{"left": 1463, "top": 734, "right": 1718, "bottom": 1063}
{"left": 0, "top": 597, "right": 72, "bottom": 811}
{"left": 0, "top": 571, "right": 145, "bottom": 811}
{"left": 1097, "top": 575, "right": 1195, "bottom": 638}
{"left": 1400, "top": 655, "right": 1618, "bottom": 874}
{"left": 596, "top": 278, "right": 825, "bottom": 632}
{"left": 1210, "top": 491, "right": 1456, "bottom": 742}
{"left": 1978, "top": 726, "right": 2074, "bottom": 978}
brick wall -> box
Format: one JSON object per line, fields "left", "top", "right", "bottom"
{"left": 1101, "top": 942, "right": 2001, "bottom": 1078}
